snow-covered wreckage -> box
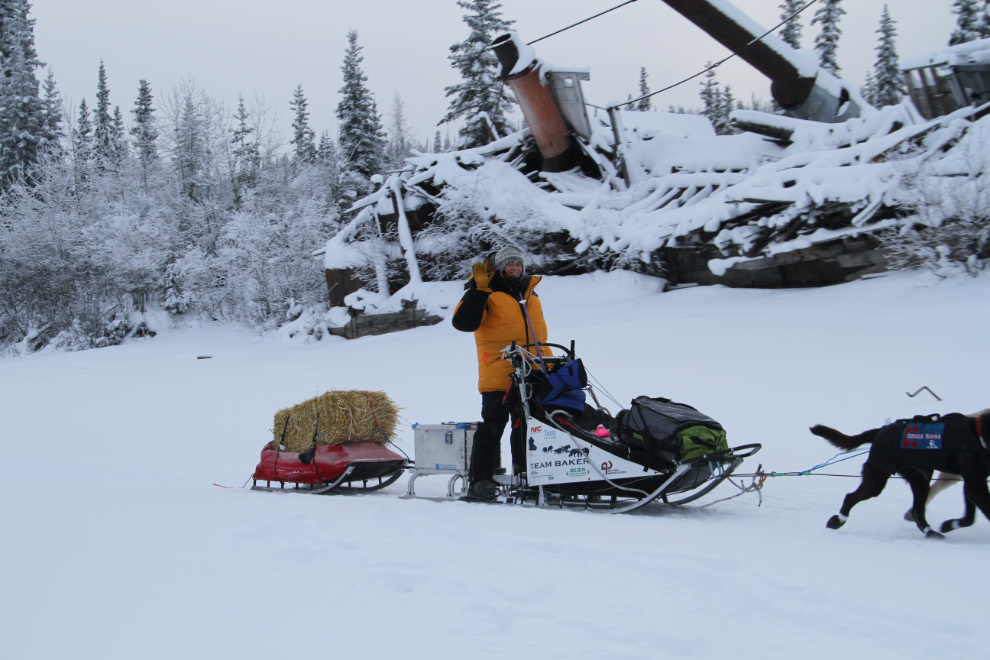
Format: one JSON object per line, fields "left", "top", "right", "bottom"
{"left": 321, "top": 1, "right": 990, "bottom": 314}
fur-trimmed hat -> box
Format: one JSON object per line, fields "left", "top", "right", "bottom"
{"left": 492, "top": 246, "right": 525, "bottom": 274}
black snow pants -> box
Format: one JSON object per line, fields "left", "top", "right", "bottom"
{"left": 469, "top": 389, "right": 526, "bottom": 482}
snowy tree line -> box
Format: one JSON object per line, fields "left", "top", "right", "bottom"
{"left": 0, "top": 9, "right": 409, "bottom": 351}
{"left": 0, "top": 0, "right": 518, "bottom": 353}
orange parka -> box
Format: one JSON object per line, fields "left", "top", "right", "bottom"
{"left": 451, "top": 264, "right": 550, "bottom": 393}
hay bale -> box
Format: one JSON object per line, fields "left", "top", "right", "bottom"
{"left": 273, "top": 390, "right": 401, "bottom": 453}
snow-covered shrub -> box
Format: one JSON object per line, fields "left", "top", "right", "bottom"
{"left": 883, "top": 123, "right": 990, "bottom": 277}
{"left": 415, "top": 172, "right": 559, "bottom": 281}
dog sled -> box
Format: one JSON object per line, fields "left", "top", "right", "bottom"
{"left": 404, "top": 341, "right": 761, "bottom": 513}
{"left": 251, "top": 390, "right": 408, "bottom": 494}
{"left": 251, "top": 441, "right": 407, "bottom": 494}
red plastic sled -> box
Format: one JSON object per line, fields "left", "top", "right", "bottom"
{"left": 252, "top": 441, "right": 407, "bottom": 494}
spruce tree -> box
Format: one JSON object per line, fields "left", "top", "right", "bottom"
{"left": 174, "top": 93, "right": 203, "bottom": 202}
{"left": 950, "top": 0, "right": 984, "bottom": 45}
{"left": 717, "top": 85, "right": 735, "bottom": 135}
{"left": 93, "top": 60, "right": 114, "bottom": 164}
{"left": 111, "top": 106, "right": 126, "bottom": 161}
{"left": 812, "top": 0, "right": 845, "bottom": 75}
{"left": 699, "top": 64, "right": 721, "bottom": 128}
{"left": 71, "top": 98, "right": 93, "bottom": 190}
{"left": 130, "top": 79, "right": 158, "bottom": 184}
{"left": 636, "top": 67, "right": 651, "bottom": 111}
{"left": 385, "top": 92, "right": 413, "bottom": 169}
{"left": 440, "top": 0, "right": 515, "bottom": 148}
{"left": 779, "top": 0, "right": 803, "bottom": 49}
{"left": 0, "top": 0, "right": 52, "bottom": 189}
{"left": 290, "top": 85, "right": 317, "bottom": 163}
{"left": 316, "top": 129, "right": 341, "bottom": 207}
{"left": 40, "top": 68, "right": 63, "bottom": 148}
{"left": 433, "top": 129, "right": 442, "bottom": 154}
{"left": 862, "top": 70, "right": 876, "bottom": 107}
{"left": 336, "top": 30, "right": 385, "bottom": 184}
{"left": 871, "top": 5, "right": 905, "bottom": 108}
{"left": 230, "top": 94, "right": 259, "bottom": 195}
{"left": 317, "top": 130, "right": 336, "bottom": 162}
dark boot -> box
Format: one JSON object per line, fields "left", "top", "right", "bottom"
{"left": 465, "top": 479, "right": 500, "bottom": 501}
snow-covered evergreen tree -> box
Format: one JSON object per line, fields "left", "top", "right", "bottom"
{"left": 440, "top": 0, "right": 515, "bottom": 148}
{"left": 230, "top": 94, "right": 258, "bottom": 202}
{"left": 93, "top": 60, "right": 115, "bottom": 165}
{"left": 699, "top": 65, "right": 736, "bottom": 135}
{"left": 871, "top": 5, "right": 905, "bottom": 108}
{"left": 0, "top": 0, "right": 53, "bottom": 189}
{"left": 700, "top": 64, "right": 721, "bottom": 128}
{"left": 172, "top": 91, "right": 205, "bottom": 202}
{"left": 130, "top": 79, "right": 157, "bottom": 187}
{"left": 861, "top": 70, "right": 877, "bottom": 107}
{"left": 336, "top": 30, "right": 385, "bottom": 188}
{"left": 385, "top": 92, "right": 414, "bottom": 169}
{"left": 950, "top": 0, "right": 982, "bottom": 45}
{"left": 40, "top": 68, "right": 63, "bottom": 148}
{"left": 290, "top": 85, "right": 317, "bottom": 163}
{"left": 433, "top": 130, "right": 442, "bottom": 154}
{"left": 812, "top": 0, "right": 845, "bottom": 75}
{"left": 111, "top": 106, "right": 126, "bottom": 161}
{"left": 717, "top": 85, "right": 736, "bottom": 135}
{"left": 779, "top": 0, "right": 803, "bottom": 49}
{"left": 317, "top": 130, "right": 335, "bottom": 162}
{"left": 636, "top": 67, "right": 651, "bottom": 111}
{"left": 71, "top": 98, "right": 93, "bottom": 190}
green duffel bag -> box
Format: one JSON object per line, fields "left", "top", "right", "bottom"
{"left": 678, "top": 424, "right": 729, "bottom": 461}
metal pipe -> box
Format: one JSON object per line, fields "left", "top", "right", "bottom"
{"left": 659, "top": 0, "right": 860, "bottom": 122}
{"left": 492, "top": 33, "right": 573, "bottom": 171}
{"left": 660, "top": 0, "right": 815, "bottom": 108}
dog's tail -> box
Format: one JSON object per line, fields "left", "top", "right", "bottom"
{"left": 809, "top": 424, "right": 880, "bottom": 451}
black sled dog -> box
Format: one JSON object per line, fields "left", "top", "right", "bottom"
{"left": 810, "top": 412, "right": 990, "bottom": 539}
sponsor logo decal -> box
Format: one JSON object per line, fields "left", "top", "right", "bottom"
{"left": 566, "top": 467, "right": 588, "bottom": 477}
{"left": 435, "top": 463, "right": 456, "bottom": 470}
{"left": 600, "top": 460, "right": 626, "bottom": 476}
{"left": 901, "top": 423, "right": 944, "bottom": 450}
{"left": 541, "top": 444, "right": 590, "bottom": 457}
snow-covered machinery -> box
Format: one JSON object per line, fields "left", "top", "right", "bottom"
{"left": 404, "top": 342, "right": 761, "bottom": 512}
{"left": 900, "top": 37, "right": 990, "bottom": 120}
{"left": 321, "top": 0, "right": 990, "bottom": 310}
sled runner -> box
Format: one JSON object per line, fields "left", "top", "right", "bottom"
{"left": 403, "top": 342, "right": 760, "bottom": 513}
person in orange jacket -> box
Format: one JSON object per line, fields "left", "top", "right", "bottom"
{"left": 452, "top": 246, "right": 551, "bottom": 500}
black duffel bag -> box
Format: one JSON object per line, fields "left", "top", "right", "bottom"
{"left": 615, "top": 396, "right": 728, "bottom": 465}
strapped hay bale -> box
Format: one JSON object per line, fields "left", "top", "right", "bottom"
{"left": 273, "top": 390, "right": 401, "bottom": 453}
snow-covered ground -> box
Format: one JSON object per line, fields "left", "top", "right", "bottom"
{"left": 2, "top": 270, "right": 989, "bottom": 660}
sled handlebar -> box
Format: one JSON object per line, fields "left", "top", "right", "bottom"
{"left": 514, "top": 341, "right": 576, "bottom": 361}
{"left": 729, "top": 444, "right": 762, "bottom": 459}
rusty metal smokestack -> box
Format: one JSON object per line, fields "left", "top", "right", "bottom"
{"left": 660, "top": 0, "right": 861, "bottom": 123}
{"left": 492, "top": 33, "right": 573, "bottom": 172}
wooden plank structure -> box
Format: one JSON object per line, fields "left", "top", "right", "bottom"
{"left": 328, "top": 299, "right": 443, "bottom": 340}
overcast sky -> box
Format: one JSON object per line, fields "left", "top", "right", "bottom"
{"left": 34, "top": 0, "right": 955, "bottom": 148}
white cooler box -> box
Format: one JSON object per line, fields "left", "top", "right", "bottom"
{"left": 412, "top": 422, "right": 496, "bottom": 474}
